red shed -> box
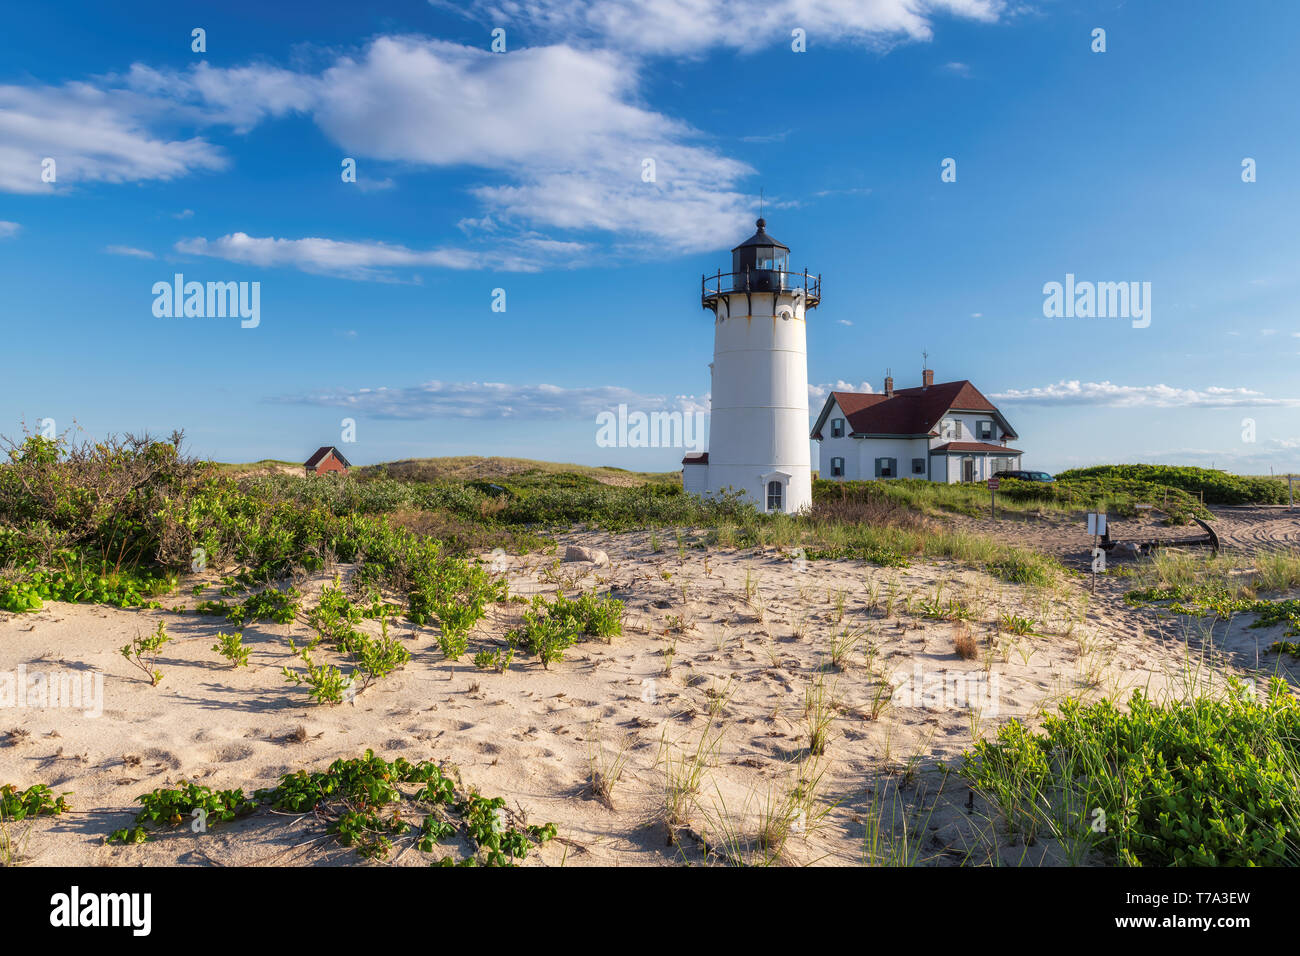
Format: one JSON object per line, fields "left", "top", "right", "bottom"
{"left": 304, "top": 446, "right": 351, "bottom": 476}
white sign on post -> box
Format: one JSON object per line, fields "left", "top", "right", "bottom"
{"left": 1087, "top": 512, "right": 1107, "bottom": 536}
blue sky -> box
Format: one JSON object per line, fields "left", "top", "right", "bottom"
{"left": 2, "top": 0, "right": 1298, "bottom": 474}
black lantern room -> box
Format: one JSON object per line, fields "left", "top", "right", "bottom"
{"left": 731, "top": 218, "right": 789, "bottom": 292}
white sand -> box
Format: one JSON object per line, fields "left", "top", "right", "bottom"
{"left": 0, "top": 530, "right": 1281, "bottom": 866}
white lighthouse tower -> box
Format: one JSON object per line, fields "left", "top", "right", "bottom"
{"left": 683, "top": 218, "right": 821, "bottom": 514}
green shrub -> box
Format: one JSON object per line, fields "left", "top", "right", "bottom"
{"left": 473, "top": 648, "right": 514, "bottom": 672}
{"left": 227, "top": 587, "right": 299, "bottom": 626}
{"left": 507, "top": 591, "right": 624, "bottom": 668}
{"left": 107, "top": 782, "right": 256, "bottom": 844}
{"left": 0, "top": 783, "right": 71, "bottom": 819}
{"left": 1054, "top": 464, "right": 1287, "bottom": 506}
{"left": 282, "top": 642, "right": 353, "bottom": 705}
{"left": 211, "top": 630, "right": 250, "bottom": 667}
{"left": 962, "top": 681, "right": 1300, "bottom": 866}
{"left": 256, "top": 750, "right": 554, "bottom": 865}
{"left": 120, "top": 620, "right": 171, "bottom": 686}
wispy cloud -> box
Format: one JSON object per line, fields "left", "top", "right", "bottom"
{"left": 175, "top": 231, "right": 588, "bottom": 279}
{"left": 0, "top": 221, "right": 19, "bottom": 238}
{"left": 811, "top": 186, "right": 872, "bottom": 199}
{"left": 993, "top": 380, "right": 1300, "bottom": 408}
{"left": 741, "top": 129, "right": 794, "bottom": 144}
{"left": 269, "top": 380, "right": 705, "bottom": 420}
{"left": 0, "top": 81, "right": 227, "bottom": 195}
{"left": 104, "top": 244, "right": 155, "bottom": 259}
{"left": 943, "top": 61, "right": 972, "bottom": 77}
{"left": 438, "top": 0, "right": 1005, "bottom": 56}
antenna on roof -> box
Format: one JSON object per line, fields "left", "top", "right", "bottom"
{"left": 759, "top": 187, "right": 765, "bottom": 220}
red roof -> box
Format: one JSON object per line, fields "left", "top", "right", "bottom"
{"left": 813, "top": 380, "right": 1015, "bottom": 439}
{"left": 930, "top": 441, "right": 1022, "bottom": 455}
{"left": 305, "top": 446, "right": 351, "bottom": 468}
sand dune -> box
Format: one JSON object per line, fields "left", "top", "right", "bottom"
{"left": 0, "top": 531, "right": 1288, "bottom": 866}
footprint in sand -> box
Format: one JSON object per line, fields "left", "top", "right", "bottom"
{"left": 143, "top": 747, "right": 181, "bottom": 768}
{"left": 209, "top": 743, "right": 255, "bottom": 762}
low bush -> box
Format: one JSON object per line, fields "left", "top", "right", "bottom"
{"left": 962, "top": 681, "right": 1300, "bottom": 865}
{"left": 1054, "top": 464, "right": 1287, "bottom": 506}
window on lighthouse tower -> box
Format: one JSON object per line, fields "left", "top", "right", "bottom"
{"left": 766, "top": 481, "right": 784, "bottom": 512}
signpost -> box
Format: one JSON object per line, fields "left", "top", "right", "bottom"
{"left": 1087, "top": 511, "right": 1107, "bottom": 593}
{"left": 987, "top": 476, "right": 999, "bottom": 520}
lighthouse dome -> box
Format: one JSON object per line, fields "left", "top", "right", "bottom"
{"left": 731, "top": 218, "right": 790, "bottom": 289}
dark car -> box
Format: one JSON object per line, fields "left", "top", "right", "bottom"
{"left": 994, "top": 470, "right": 1055, "bottom": 483}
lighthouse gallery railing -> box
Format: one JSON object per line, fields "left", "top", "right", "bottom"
{"left": 701, "top": 268, "right": 821, "bottom": 307}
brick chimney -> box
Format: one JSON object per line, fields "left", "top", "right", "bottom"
{"left": 884, "top": 371, "right": 894, "bottom": 398}
{"left": 922, "top": 367, "right": 934, "bottom": 389}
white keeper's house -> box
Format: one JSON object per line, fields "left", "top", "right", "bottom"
{"left": 810, "top": 368, "right": 1022, "bottom": 484}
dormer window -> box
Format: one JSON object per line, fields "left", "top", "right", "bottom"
{"left": 977, "top": 420, "right": 994, "bottom": 440}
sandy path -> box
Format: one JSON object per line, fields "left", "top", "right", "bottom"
{"left": 950, "top": 505, "right": 1300, "bottom": 567}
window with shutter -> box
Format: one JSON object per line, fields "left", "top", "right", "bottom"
{"left": 830, "top": 457, "right": 844, "bottom": 477}
{"left": 912, "top": 458, "right": 925, "bottom": 475}
{"left": 830, "top": 418, "right": 845, "bottom": 438}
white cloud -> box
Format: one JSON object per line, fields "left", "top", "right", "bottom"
{"left": 104, "top": 244, "right": 155, "bottom": 259}
{"left": 0, "top": 221, "right": 19, "bottom": 238}
{"left": 992, "top": 380, "right": 1300, "bottom": 408}
{"left": 270, "top": 380, "right": 702, "bottom": 420}
{"left": 2, "top": 1, "right": 1011, "bottom": 258}
{"left": 944, "top": 61, "right": 972, "bottom": 77}
{"left": 837, "top": 319, "right": 853, "bottom": 326}
{"left": 175, "top": 231, "right": 588, "bottom": 278}
{"left": 439, "top": 0, "right": 1005, "bottom": 56}
{"left": 31, "top": 37, "right": 754, "bottom": 258}
{"left": 809, "top": 379, "right": 876, "bottom": 401}
{"left": 119, "top": 61, "right": 316, "bottom": 131}
{"left": 304, "top": 37, "right": 752, "bottom": 248}
{"left": 0, "top": 81, "right": 226, "bottom": 195}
